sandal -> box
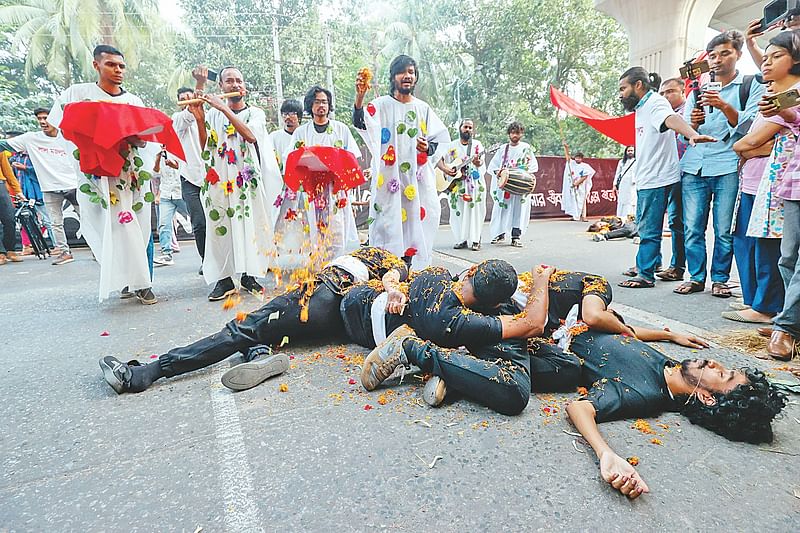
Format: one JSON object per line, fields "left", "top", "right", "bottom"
{"left": 618, "top": 277, "right": 655, "bottom": 288}
{"left": 622, "top": 266, "right": 638, "bottom": 277}
{"left": 673, "top": 281, "right": 704, "bottom": 295}
{"left": 720, "top": 311, "right": 773, "bottom": 324}
{"left": 711, "top": 282, "right": 732, "bottom": 299}
{"left": 655, "top": 267, "right": 684, "bottom": 282}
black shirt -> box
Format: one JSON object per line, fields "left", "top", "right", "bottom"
{"left": 540, "top": 270, "right": 613, "bottom": 335}
{"left": 570, "top": 331, "right": 680, "bottom": 423}
{"left": 317, "top": 247, "right": 408, "bottom": 296}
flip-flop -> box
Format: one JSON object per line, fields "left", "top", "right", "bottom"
{"left": 618, "top": 277, "right": 655, "bottom": 288}
{"left": 720, "top": 311, "right": 773, "bottom": 324}
{"left": 655, "top": 267, "right": 684, "bottom": 281}
{"left": 674, "top": 281, "right": 705, "bottom": 295}
{"left": 711, "top": 282, "right": 732, "bottom": 298}
{"left": 729, "top": 302, "right": 751, "bottom": 311}
{"left": 622, "top": 267, "right": 638, "bottom": 277}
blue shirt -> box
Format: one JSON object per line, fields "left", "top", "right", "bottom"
{"left": 10, "top": 152, "right": 43, "bottom": 202}
{"left": 680, "top": 72, "right": 764, "bottom": 176}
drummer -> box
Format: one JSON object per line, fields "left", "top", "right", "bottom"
{"left": 487, "top": 121, "right": 538, "bottom": 248}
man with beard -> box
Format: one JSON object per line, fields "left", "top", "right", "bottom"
{"left": 488, "top": 122, "right": 537, "bottom": 247}
{"left": 287, "top": 86, "right": 361, "bottom": 261}
{"left": 617, "top": 67, "right": 715, "bottom": 289}
{"left": 172, "top": 87, "right": 208, "bottom": 272}
{"left": 191, "top": 65, "right": 283, "bottom": 301}
{"left": 353, "top": 55, "right": 451, "bottom": 268}
{"left": 438, "top": 118, "right": 486, "bottom": 251}
{"left": 99, "top": 247, "right": 408, "bottom": 394}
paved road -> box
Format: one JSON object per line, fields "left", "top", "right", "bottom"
{"left": 2, "top": 220, "right": 798, "bottom": 532}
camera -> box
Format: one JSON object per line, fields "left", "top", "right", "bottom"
{"left": 207, "top": 70, "right": 218, "bottom": 82}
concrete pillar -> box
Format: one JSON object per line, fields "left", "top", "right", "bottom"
{"left": 595, "top": 0, "right": 723, "bottom": 79}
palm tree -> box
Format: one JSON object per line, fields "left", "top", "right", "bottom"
{"left": 0, "top": 0, "right": 159, "bottom": 87}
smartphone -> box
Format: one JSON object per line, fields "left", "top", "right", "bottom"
{"left": 752, "top": 17, "right": 766, "bottom": 33}
{"left": 207, "top": 70, "right": 218, "bottom": 82}
{"left": 765, "top": 88, "right": 800, "bottom": 110}
{"left": 679, "top": 60, "right": 710, "bottom": 79}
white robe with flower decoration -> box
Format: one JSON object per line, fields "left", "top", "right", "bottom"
{"left": 201, "top": 106, "right": 280, "bottom": 285}
{"left": 487, "top": 142, "right": 537, "bottom": 239}
{"left": 442, "top": 139, "right": 487, "bottom": 245}
{"left": 357, "top": 95, "right": 450, "bottom": 269}
{"left": 561, "top": 160, "right": 596, "bottom": 220}
{"left": 48, "top": 83, "right": 152, "bottom": 301}
{"left": 283, "top": 120, "right": 361, "bottom": 263}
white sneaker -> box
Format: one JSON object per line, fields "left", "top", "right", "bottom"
{"left": 221, "top": 353, "right": 289, "bottom": 391}
{"left": 154, "top": 254, "right": 174, "bottom": 266}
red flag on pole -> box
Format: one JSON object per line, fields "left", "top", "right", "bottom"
{"left": 549, "top": 85, "right": 635, "bottom": 146}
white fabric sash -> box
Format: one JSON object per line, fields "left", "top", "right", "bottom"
{"left": 329, "top": 255, "right": 370, "bottom": 282}
{"left": 370, "top": 292, "right": 389, "bottom": 346}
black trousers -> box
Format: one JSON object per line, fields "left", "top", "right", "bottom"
{"left": 159, "top": 283, "right": 345, "bottom": 377}
{"left": 403, "top": 337, "right": 531, "bottom": 416}
{"left": 526, "top": 339, "right": 583, "bottom": 392}
{"left": 181, "top": 178, "right": 206, "bottom": 259}
{"left": 0, "top": 183, "right": 17, "bottom": 254}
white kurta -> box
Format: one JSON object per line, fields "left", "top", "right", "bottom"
{"left": 200, "top": 106, "right": 280, "bottom": 285}
{"left": 269, "top": 128, "right": 309, "bottom": 270}
{"left": 614, "top": 158, "right": 637, "bottom": 219}
{"left": 281, "top": 120, "right": 361, "bottom": 264}
{"left": 487, "top": 142, "right": 537, "bottom": 239}
{"left": 561, "top": 160, "right": 596, "bottom": 220}
{"left": 357, "top": 95, "right": 450, "bottom": 269}
{"left": 442, "top": 139, "right": 487, "bottom": 245}
{"left": 48, "top": 83, "right": 152, "bottom": 301}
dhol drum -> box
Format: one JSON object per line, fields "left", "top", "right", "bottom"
{"left": 498, "top": 168, "right": 536, "bottom": 195}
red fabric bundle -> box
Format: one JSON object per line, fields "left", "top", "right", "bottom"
{"left": 284, "top": 146, "right": 366, "bottom": 199}
{"left": 60, "top": 102, "right": 186, "bottom": 176}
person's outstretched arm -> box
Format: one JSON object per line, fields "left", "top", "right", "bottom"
{"left": 566, "top": 400, "right": 650, "bottom": 499}
{"left": 499, "top": 266, "right": 554, "bottom": 339}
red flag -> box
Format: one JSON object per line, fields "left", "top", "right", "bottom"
{"left": 60, "top": 102, "right": 185, "bottom": 176}
{"left": 549, "top": 86, "right": 635, "bottom": 146}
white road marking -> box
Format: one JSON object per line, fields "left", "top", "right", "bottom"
{"left": 210, "top": 377, "right": 265, "bottom": 532}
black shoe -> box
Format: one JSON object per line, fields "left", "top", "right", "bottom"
{"left": 470, "top": 242, "right": 481, "bottom": 251}
{"left": 511, "top": 238, "right": 522, "bottom": 248}
{"left": 209, "top": 277, "right": 237, "bottom": 301}
{"left": 99, "top": 356, "right": 133, "bottom": 394}
{"left": 198, "top": 265, "right": 203, "bottom": 276}
{"left": 120, "top": 286, "right": 134, "bottom": 299}
{"left": 135, "top": 287, "right": 158, "bottom": 305}
{"left": 490, "top": 234, "right": 505, "bottom": 245}
{"left": 240, "top": 274, "right": 263, "bottom": 296}
{"left": 453, "top": 241, "right": 468, "bottom": 250}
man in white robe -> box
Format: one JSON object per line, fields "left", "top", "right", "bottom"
{"left": 286, "top": 86, "right": 361, "bottom": 263}
{"left": 192, "top": 65, "right": 282, "bottom": 301}
{"left": 613, "top": 146, "right": 637, "bottom": 218}
{"left": 48, "top": 45, "right": 156, "bottom": 304}
{"left": 487, "top": 122, "right": 537, "bottom": 248}
{"left": 439, "top": 119, "right": 486, "bottom": 250}
{"left": 561, "top": 152, "right": 596, "bottom": 221}
{"left": 353, "top": 55, "right": 450, "bottom": 269}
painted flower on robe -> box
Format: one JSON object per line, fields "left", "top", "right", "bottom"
{"left": 420, "top": 206, "right": 426, "bottom": 220}
{"left": 236, "top": 173, "right": 244, "bottom": 188}
{"left": 222, "top": 180, "right": 235, "bottom": 195}
{"left": 226, "top": 149, "right": 237, "bottom": 165}
{"left": 209, "top": 129, "right": 219, "bottom": 146}
{"left": 241, "top": 164, "right": 256, "bottom": 182}
{"left": 225, "top": 123, "right": 235, "bottom": 136}
{"left": 404, "top": 184, "right": 417, "bottom": 201}
{"left": 273, "top": 195, "right": 283, "bottom": 208}
{"left": 285, "top": 208, "right": 298, "bottom": 221}
{"left": 404, "top": 247, "right": 417, "bottom": 257}
{"left": 381, "top": 128, "right": 391, "bottom": 144}
{"left": 416, "top": 151, "right": 428, "bottom": 166}
{"left": 317, "top": 219, "right": 328, "bottom": 231}
{"left": 294, "top": 140, "right": 306, "bottom": 149}
{"left": 419, "top": 119, "right": 427, "bottom": 136}
{"left": 504, "top": 191, "right": 511, "bottom": 200}
{"left": 109, "top": 191, "right": 119, "bottom": 205}
{"left": 366, "top": 103, "right": 376, "bottom": 116}
{"left": 401, "top": 207, "right": 407, "bottom": 222}
{"left": 205, "top": 168, "right": 221, "bottom": 185}
{"left": 377, "top": 173, "right": 385, "bottom": 188}
{"left": 216, "top": 141, "right": 227, "bottom": 158}
{"left": 462, "top": 194, "right": 473, "bottom": 203}
{"left": 286, "top": 189, "right": 297, "bottom": 201}
{"left": 336, "top": 197, "right": 348, "bottom": 209}
{"left": 388, "top": 179, "right": 400, "bottom": 194}
{"left": 382, "top": 145, "right": 396, "bottom": 166}
{"left": 314, "top": 195, "right": 328, "bottom": 210}
{"left": 117, "top": 211, "right": 134, "bottom": 224}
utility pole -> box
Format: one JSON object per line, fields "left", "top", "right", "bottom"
{"left": 272, "top": 0, "right": 284, "bottom": 123}
{"left": 324, "top": 25, "right": 334, "bottom": 119}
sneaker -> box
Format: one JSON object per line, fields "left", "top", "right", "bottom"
{"left": 470, "top": 242, "right": 481, "bottom": 251}
{"left": 361, "top": 324, "right": 414, "bottom": 391}
{"left": 135, "top": 287, "right": 158, "bottom": 305}
{"left": 6, "top": 251, "right": 22, "bottom": 262}
{"left": 209, "top": 277, "right": 237, "bottom": 301}
{"left": 423, "top": 375, "right": 447, "bottom": 407}
{"left": 490, "top": 234, "right": 505, "bottom": 245}
{"left": 198, "top": 265, "right": 203, "bottom": 276}
{"left": 221, "top": 352, "right": 289, "bottom": 391}
{"left": 52, "top": 252, "right": 74, "bottom": 265}
{"left": 453, "top": 241, "right": 468, "bottom": 250}
{"left": 99, "top": 356, "right": 133, "bottom": 394}
{"left": 511, "top": 238, "right": 522, "bottom": 248}
{"left": 120, "top": 286, "right": 135, "bottom": 299}
{"left": 240, "top": 274, "right": 263, "bottom": 296}
{"left": 592, "top": 234, "right": 605, "bottom": 242}
{"left": 154, "top": 253, "right": 174, "bottom": 266}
